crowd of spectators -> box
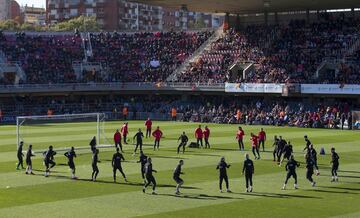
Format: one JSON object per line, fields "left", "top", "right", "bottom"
{"left": 88, "top": 31, "right": 213, "bottom": 82}
{"left": 0, "top": 31, "right": 82, "bottom": 84}
{"left": 179, "top": 13, "right": 360, "bottom": 84}
{"left": 0, "top": 95, "right": 355, "bottom": 130}
{"left": 0, "top": 30, "right": 212, "bottom": 84}
{"left": 1, "top": 13, "right": 359, "bottom": 85}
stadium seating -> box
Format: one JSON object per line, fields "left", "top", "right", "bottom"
{"left": 179, "top": 14, "right": 360, "bottom": 84}
{"left": 0, "top": 31, "right": 213, "bottom": 84}
{"left": 88, "top": 31, "right": 213, "bottom": 82}
{"left": 0, "top": 14, "right": 359, "bottom": 85}
{"left": 0, "top": 32, "right": 83, "bottom": 84}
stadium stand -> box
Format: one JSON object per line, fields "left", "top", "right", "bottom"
{"left": 179, "top": 13, "right": 360, "bottom": 84}
{"left": 0, "top": 95, "right": 354, "bottom": 129}
{"left": 0, "top": 31, "right": 213, "bottom": 84}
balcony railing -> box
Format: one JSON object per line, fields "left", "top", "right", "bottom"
{"left": 0, "top": 82, "right": 225, "bottom": 94}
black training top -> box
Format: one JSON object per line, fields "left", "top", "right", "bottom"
{"left": 134, "top": 132, "right": 144, "bottom": 142}
{"left": 144, "top": 162, "right": 155, "bottom": 176}
{"left": 64, "top": 150, "right": 76, "bottom": 163}
{"left": 306, "top": 158, "right": 315, "bottom": 170}
{"left": 242, "top": 159, "right": 254, "bottom": 174}
{"left": 303, "top": 138, "right": 312, "bottom": 151}
{"left": 309, "top": 148, "right": 317, "bottom": 160}
{"left": 44, "top": 150, "right": 56, "bottom": 162}
{"left": 92, "top": 153, "right": 98, "bottom": 165}
{"left": 139, "top": 154, "right": 148, "bottom": 166}
{"left": 179, "top": 134, "right": 189, "bottom": 143}
{"left": 217, "top": 161, "right": 230, "bottom": 175}
{"left": 17, "top": 144, "right": 23, "bottom": 156}
{"left": 112, "top": 152, "right": 124, "bottom": 167}
{"left": 26, "top": 148, "right": 34, "bottom": 162}
{"left": 90, "top": 138, "right": 96, "bottom": 147}
{"left": 173, "top": 164, "right": 182, "bottom": 178}
{"left": 286, "top": 159, "right": 299, "bottom": 172}
{"left": 283, "top": 144, "right": 293, "bottom": 156}
{"left": 278, "top": 139, "right": 287, "bottom": 150}
{"left": 331, "top": 152, "right": 339, "bottom": 165}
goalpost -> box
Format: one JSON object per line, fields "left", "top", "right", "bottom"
{"left": 16, "top": 113, "right": 111, "bottom": 150}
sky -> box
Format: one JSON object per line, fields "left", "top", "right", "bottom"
{"left": 17, "top": 0, "right": 46, "bottom": 8}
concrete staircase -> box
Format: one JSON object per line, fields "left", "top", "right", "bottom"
{"left": 166, "top": 28, "right": 224, "bottom": 82}
{"left": 0, "top": 50, "right": 26, "bottom": 84}
{"left": 343, "top": 36, "right": 360, "bottom": 57}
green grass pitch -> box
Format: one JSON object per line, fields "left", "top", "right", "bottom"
{"left": 0, "top": 121, "right": 359, "bottom": 218}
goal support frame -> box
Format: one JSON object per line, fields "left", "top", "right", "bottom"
{"left": 16, "top": 113, "right": 102, "bottom": 147}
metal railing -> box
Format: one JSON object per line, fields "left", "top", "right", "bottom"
{"left": 0, "top": 82, "right": 225, "bottom": 94}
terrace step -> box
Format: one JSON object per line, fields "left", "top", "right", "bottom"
{"left": 166, "top": 27, "right": 224, "bottom": 82}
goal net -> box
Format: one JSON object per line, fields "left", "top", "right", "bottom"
{"left": 352, "top": 111, "right": 360, "bottom": 130}
{"left": 16, "top": 113, "right": 112, "bottom": 151}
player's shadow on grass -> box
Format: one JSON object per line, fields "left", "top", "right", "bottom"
{"left": 189, "top": 153, "right": 222, "bottom": 157}
{"left": 318, "top": 186, "right": 360, "bottom": 192}
{"left": 158, "top": 193, "right": 242, "bottom": 200}
{"left": 211, "top": 148, "right": 241, "bottom": 152}
{"left": 339, "top": 175, "right": 360, "bottom": 179}
{"left": 233, "top": 192, "right": 322, "bottom": 199}
{"left": 307, "top": 189, "right": 359, "bottom": 195}
{"left": 339, "top": 170, "right": 360, "bottom": 174}
{"left": 151, "top": 155, "right": 188, "bottom": 160}
{"left": 32, "top": 169, "right": 66, "bottom": 174}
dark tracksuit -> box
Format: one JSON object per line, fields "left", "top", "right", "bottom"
{"left": 177, "top": 134, "right": 188, "bottom": 154}
{"left": 44, "top": 150, "right": 56, "bottom": 172}
{"left": 92, "top": 153, "right": 99, "bottom": 179}
{"left": 306, "top": 157, "right": 315, "bottom": 183}
{"left": 282, "top": 144, "right": 293, "bottom": 160}
{"left": 64, "top": 150, "right": 77, "bottom": 171}
{"left": 112, "top": 152, "right": 126, "bottom": 181}
{"left": 242, "top": 159, "right": 254, "bottom": 189}
{"left": 17, "top": 145, "right": 24, "bottom": 169}
{"left": 173, "top": 164, "right": 183, "bottom": 184}
{"left": 303, "top": 139, "right": 312, "bottom": 151}
{"left": 277, "top": 139, "right": 286, "bottom": 162}
{"left": 273, "top": 138, "right": 279, "bottom": 161}
{"left": 90, "top": 138, "right": 96, "bottom": 153}
{"left": 138, "top": 154, "right": 148, "bottom": 179}
{"left": 133, "top": 132, "right": 144, "bottom": 153}
{"left": 144, "top": 162, "right": 156, "bottom": 190}
{"left": 217, "top": 161, "right": 230, "bottom": 190}
{"left": 331, "top": 152, "right": 340, "bottom": 177}
{"left": 26, "top": 148, "right": 34, "bottom": 167}
{"left": 308, "top": 148, "right": 319, "bottom": 170}
{"left": 284, "top": 159, "right": 300, "bottom": 184}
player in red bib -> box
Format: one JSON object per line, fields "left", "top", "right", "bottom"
{"left": 258, "top": 128, "right": 266, "bottom": 152}
{"left": 195, "top": 125, "right": 203, "bottom": 148}
{"left": 145, "top": 118, "right": 152, "bottom": 138}
{"left": 121, "top": 122, "right": 129, "bottom": 144}
{"left": 113, "top": 129, "right": 123, "bottom": 152}
{"left": 203, "top": 126, "right": 211, "bottom": 149}
{"left": 152, "top": 126, "right": 163, "bottom": 150}
{"left": 236, "top": 126, "right": 245, "bottom": 151}
{"left": 251, "top": 133, "right": 260, "bottom": 159}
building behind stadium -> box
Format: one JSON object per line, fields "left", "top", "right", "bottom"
{"left": 46, "top": 0, "right": 224, "bottom": 31}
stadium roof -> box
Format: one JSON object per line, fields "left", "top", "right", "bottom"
{"left": 135, "top": 0, "right": 360, "bottom": 14}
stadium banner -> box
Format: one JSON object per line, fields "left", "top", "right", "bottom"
{"left": 0, "top": 116, "right": 16, "bottom": 124}
{"left": 225, "top": 83, "right": 284, "bottom": 93}
{"left": 301, "top": 84, "right": 360, "bottom": 95}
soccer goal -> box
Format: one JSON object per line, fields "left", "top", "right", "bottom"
{"left": 16, "top": 113, "right": 111, "bottom": 150}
